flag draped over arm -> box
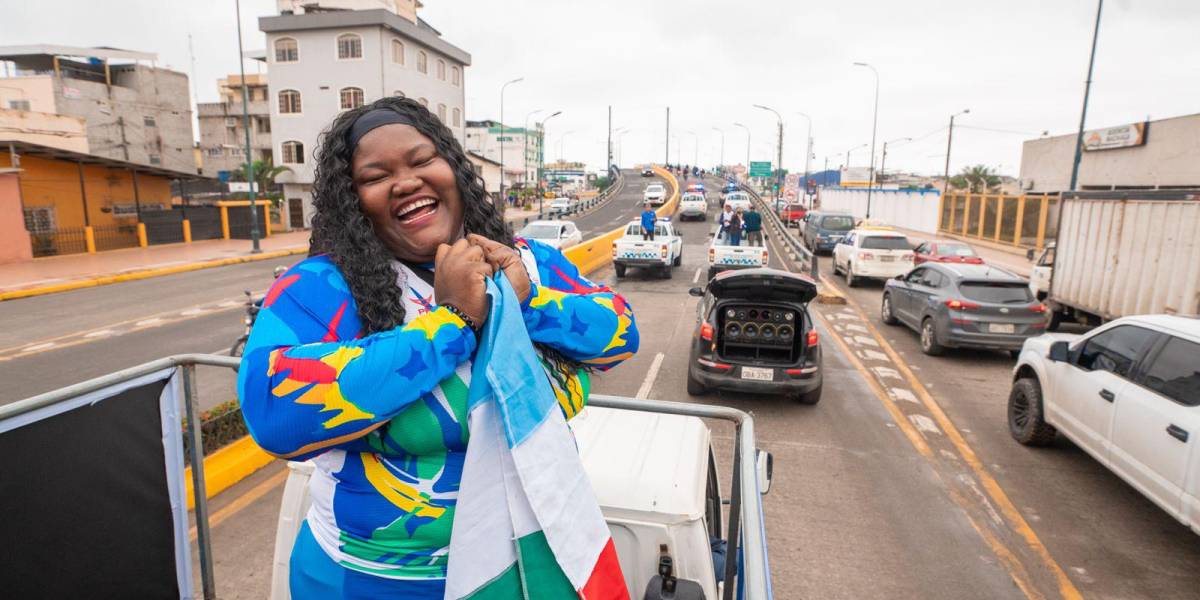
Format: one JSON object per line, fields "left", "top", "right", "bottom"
{"left": 446, "top": 274, "right": 629, "bottom": 600}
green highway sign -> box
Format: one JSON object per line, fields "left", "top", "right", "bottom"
{"left": 749, "top": 161, "right": 772, "bottom": 177}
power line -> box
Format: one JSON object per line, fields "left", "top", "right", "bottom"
{"left": 956, "top": 124, "right": 1046, "bottom": 136}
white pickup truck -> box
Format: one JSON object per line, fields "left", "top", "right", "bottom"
{"left": 644, "top": 183, "right": 668, "bottom": 206}
{"left": 707, "top": 234, "right": 769, "bottom": 282}
{"left": 613, "top": 219, "right": 683, "bottom": 278}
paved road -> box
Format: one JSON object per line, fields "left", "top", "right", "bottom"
{"left": 0, "top": 169, "right": 659, "bottom": 407}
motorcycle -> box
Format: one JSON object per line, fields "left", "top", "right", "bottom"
{"left": 230, "top": 266, "right": 287, "bottom": 357}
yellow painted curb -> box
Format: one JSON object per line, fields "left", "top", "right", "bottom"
{"left": 0, "top": 246, "right": 309, "bottom": 302}
{"left": 185, "top": 434, "right": 276, "bottom": 510}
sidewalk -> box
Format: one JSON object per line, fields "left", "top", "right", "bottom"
{"left": 0, "top": 209, "right": 552, "bottom": 299}
{"left": 891, "top": 227, "right": 1034, "bottom": 277}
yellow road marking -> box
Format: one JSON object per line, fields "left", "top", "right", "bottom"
{"left": 189, "top": 466, "right": 289, "bottom": 542}
{"left": 821, "top": 272, "right": 1083, "bottom": 600}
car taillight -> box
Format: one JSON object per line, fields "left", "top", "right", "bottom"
{"left": 661, "top": 245, "right": 669, "bottom": 258}
{"left": 708, "top": 247, "right": 715, "bottom": 263}
{"left": 761, "top": 249, "right": 769, "bottom": 264}
{"left": 611, "top": 243, "right": 617, "bottom": 257}
{"left": 860, "top": 252, "right": 874, "bottom": 261}
{"left": 701, "top": 322, "right": 713, "bottom": 341}
{"left": 806, "top": 330, "right": 819, "bottom": 347}
{"left": 1029, "top": 303, "right": 1047, "bottom": 313}
{"left": 945, "top": 299, "right": 981, "bottom": 310}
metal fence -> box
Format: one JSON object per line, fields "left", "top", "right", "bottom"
{"left": 28, "top": 226, "right": 88, "bottom": 257}
{"left": 93, "top": 223, "right": 141, "bottom": 252}
{"left": 938, "top": 192, "right": 1059, "bottom": 250}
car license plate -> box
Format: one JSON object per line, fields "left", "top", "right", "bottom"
{"left": 880, "top": 256, "right": 895, "bottom": 262}
{"left": 988, "top": 323, "right": 1016, "bottom": 334}
{"left": 741, "top": 367, "right": 774, "bottom": 381}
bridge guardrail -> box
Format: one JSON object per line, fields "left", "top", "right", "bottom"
{"left": 509, "top": 167, "right": 626, "bottom": 229}
{"left": 739, "top": 183, "right": 819, "bottom": 279}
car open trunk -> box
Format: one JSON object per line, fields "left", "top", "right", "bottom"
{"left": 709, "top": 268, "right": 818, "bottom": 303}
{"left": 709, "top": 269, "right": 819, "bottom": 365}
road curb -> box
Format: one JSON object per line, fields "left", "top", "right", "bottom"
{"left": 184, "top": 434, "right": 276, "bottom": 511}
{"left": 0, "top": 246, "right": 309, "bottom": 302}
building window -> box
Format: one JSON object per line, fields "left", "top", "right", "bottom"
{"left": 437, "top": 103, "right": 447, "bottom": 122}
{"left": 23, "top": 206, "right": 55, "bottom": 233}
{"left": 391, "top": 39, "right": 405, "bottom": 65}
{"left": 418, "top": 97, "right": 428, "bottom": 108}
{"left": 256, "top": 116, "right": 271, "bottom": 133}
{"left": 275, "top": 37, "right": 299, "bottom": 62}
{"left": 417, "top": 51, "right": 428, "bottom": 74}
{"left": 205, "top": 147, "right": 224, "bottom": 157}
{"left": 451, "top": 66, "right": 460, "bottom": 87}
{"left": 452, "top": 107, "right": 461, "bottom": 127}
{"left": 9, "top": 99, "right": 31, "bottom": 111}
{"left": 281, "top": 140, "right": 305, "bottom": 164}
{"left": 339, "top": 87, "right": 365, "bottom": 110}
{"left": 337, "top": 33, "right": 363, "bottom": 59}
{"left": 143, "top": 115, "right": 157, "bottom": 127}
{"left": 437, "top": 59, "right": 446, "bottom": 81}
{"left": 278, "top": 89, "right": 301, "bottom": 114}
{"left": 149, "top": 154, "right": 162, "bottom": 165}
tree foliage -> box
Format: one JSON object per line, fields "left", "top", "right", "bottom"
{"left": 949, "top": 164, "right": 1001, "bottom": 192}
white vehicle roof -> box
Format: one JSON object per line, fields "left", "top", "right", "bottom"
{"left": 851, "top": 228, "right": 906, "bottom": 238}
{"left": 1117, "top": 314, "right": 1200, "bottom": 339}
{"left": 681, "top": 193, "right": 705, "bottom": 201}
{"left": 646, "top": 183, "right": 665, "bottom": 190}
{"left": 571, "top": 406, "right": 709, "bottom": 521}
{"left": 524, "top": 219, "right": 570, "bottom": 227}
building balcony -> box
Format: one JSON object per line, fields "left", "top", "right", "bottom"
{"left": 197, "top": 101, "right": 271, "bottom": 118}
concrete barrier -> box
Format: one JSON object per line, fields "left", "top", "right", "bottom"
{"left": 818, "top": 188, "right": 941, "bottom": 234}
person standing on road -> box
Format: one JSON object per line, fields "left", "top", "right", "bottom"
{"left": 743, "top": 205, "right": 763, "bottom": 246}
{"left": 728, "top": 208, "right": 744, "bottom": 246}
{"left": 238, "top": 97, "right": 639, "bottom": 599}
{"left": 641, "top": 202, "right": 657, "bottom": 240}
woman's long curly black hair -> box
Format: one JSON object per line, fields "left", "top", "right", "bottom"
{"left": 309, "top": 96, "right": 584, "bottom": 377}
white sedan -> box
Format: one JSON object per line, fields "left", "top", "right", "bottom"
{"left": 517, "top": 220, "right": 582, "bottom": 249}
{"left": 831, "top": 229, "right": 914, "bottom": 287}
{"left": 1009, "top": 314, "right": 1200, "bottom": 534}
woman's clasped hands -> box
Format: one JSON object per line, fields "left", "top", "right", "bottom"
{"left": 433, "top": 235, "right": 532, "bottom": 327}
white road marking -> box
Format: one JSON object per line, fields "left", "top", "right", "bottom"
{"left": 829, "top": 313, "right": 857, "bottom": 321}
{"left": 908, "top": 414, "right": 942, "bottom": 435}
{"left": 218, "top": 300, "right": 241, "bottom": 308}
{"left": 851, "top": 335, "right": 879, "bottom": 347}
{"left": 136, "top": 317, "right": 165, "bottom": 327}
{"left": 888, "top": 388, "right": 920, "bottom": 404}
{"left": 871, "top": 366, "right": 903, "bottom": 380}
{"left": 859, "top": 348, "right": 889, "bottom": 362}
{"left": 180, "top": 308, "right": 209, "bottom": 316}
{"left": 83, "top": 329, "right": 115, "bottom": 338}
{"left": 22, "top": 342, "right": 57, "bottom": 352}
{"left": 843, "top": 323, "right": 868, "bottom": 334}
{"left": 635, "top": 352, "right": 666, "bottom": 399}
{"left": 691, "top": 267, "right": 702, "bottom": 284}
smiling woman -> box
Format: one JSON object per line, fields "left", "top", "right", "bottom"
{"left": 237, "top": 97, "right": 639, "bottom": 598}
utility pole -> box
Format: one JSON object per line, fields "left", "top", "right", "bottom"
{"left": 942, "top": 109, "right": 970, "bottom": 194}
{"left": 664, "top": 107, "right": 670, "bottom": 166}
{"left": 753, "top": 104, "right": 783, "bottom": 202}
{"left": 795, "top": 112, "right": 812, "bottom": 205}
{"left": 734, "top": 122, "right": 750, "bottom": 178}
{"left": 498, "top": 77, "right": 524, "bottom": 208}
{"left": 1069, "top": 0, "right": 1104, "bottom": 192}
{"left": 234, "top": 0, "right": 260, "bottom": 253}
{"left": 853, "top": 62, "right": 880, "bottom": 218}
{"left": 878, "top": 137, "right": 911, "bottom": 195}
{"left": 606, "top": 105, "right": 613, "bottom": 172}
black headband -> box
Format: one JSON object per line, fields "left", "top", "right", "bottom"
{"left": 347, "top": 109, "right": 417, "bottom": 149}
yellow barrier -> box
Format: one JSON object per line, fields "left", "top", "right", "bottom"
{"left": 184, "top": 434, "right": 276, "bottom": 510}
{"left": 562, "top": 166, "right": 680, "bottom": 275}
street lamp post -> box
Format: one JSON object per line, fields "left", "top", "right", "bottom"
{"left": 522, "top": 108, "right": 543, "bottom": 190}
{"left": 853, "top": 62, "right": 880, "bottom": 217}
{"left": 794, "top": 112, "right": 812, "bottom": 205}
{"left": 845, "top": 144, "right": 867, "bottom": 168}
{"left": 753, "top": 105, "right": 783, "bottom": 200}
{"left": 1070, "top": 0, "right": 1104, "bottom": 192}
{"left": 234, "top": 0, "right": 260, "bottom": 253}
{"left": 614, "top": 128, "right": 630, "bottom": 168}
{"left": 941, "top": 109, "right": 971, "bottom": 194}
{"left": 878, "top": 136, "right": 912, "bottom": 195}
{"left": 537, "top": 110, "right": 562, "bottom": 216}
{"left": 498, "top": 77, "right": 524, "bottom": 208}
{"left": 711, "top": 127, "right": 725, "bottom": 170}
{"left": 733, "top": 122, "right": 751, "bottom": 179}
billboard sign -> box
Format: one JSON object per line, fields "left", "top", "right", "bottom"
{"left": 1083, "top": 122, "right": 1147, "bottom": 151}
{"left": 749, "top": 161, "right": 772, "bottom": 178}
{"left": 841, "top": 167, "right": 872, "bottom": 186}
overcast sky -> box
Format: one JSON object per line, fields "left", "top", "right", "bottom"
{"left": 3, "top": 0, "right": 1198, "bottom": 176}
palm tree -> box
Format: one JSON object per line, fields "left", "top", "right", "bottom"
{"left": 236, "top": 157, "right": 292, "bottom": 205}
{"left": 949, "top": 164, "right": 1001, "bottom": 193}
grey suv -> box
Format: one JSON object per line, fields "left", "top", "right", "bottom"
{"left": 881, "top": 263, "right": 1047, "bottom": 356}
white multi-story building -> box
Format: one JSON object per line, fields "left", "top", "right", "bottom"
{"left": 464, "top": 120, "right": 544, "bottom": 189}
{"left": 261, "top": 1, "right": 470, "bottom": 227}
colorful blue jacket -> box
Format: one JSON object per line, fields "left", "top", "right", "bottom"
{"left": 237, "top": 238, "right": 638, "bottom": 580}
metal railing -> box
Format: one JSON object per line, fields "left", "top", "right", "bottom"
{"left": 3, "top": 353, "right": 773, "bottom": 600}
{"left": 740, "top": 183, "right": 819, "bottom": 279}
{"left": 509, "top": 168, "right": 626, "bottom": 229}
{"left": 938, "top": 192, "right": 1059, "bottom": 251}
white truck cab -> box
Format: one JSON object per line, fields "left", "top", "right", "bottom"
{"left": 613, "top": 219, "right": 683, "bottom": 278}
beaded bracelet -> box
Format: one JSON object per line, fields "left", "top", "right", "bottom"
{"left": 439, "top": 302, "right": 481, "bottom": 334}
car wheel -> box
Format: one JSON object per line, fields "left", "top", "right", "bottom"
{"left": 686, "top": 369, "right": 707, "bottom": 396}
{"left": 831, "top": 258, "right": 841, "bottom": 275}
{"left": 615, "top": 263, "right": 626, "bottom": 278}
{"left": 845, "top": 266, "right": 858, "bottom": 287}
{"left": 794, "top": 385, "right": 822, "bottom": 405}
{"left": 920, "top": 318, "right": 945, "bottom": 356}
{"left": 1047, "top": 309, "right": 1063, "bottom": 332}
{"left": 673, "top": 254, "right": 682, "bottom": 267}
{"left": 1008, "top": 377, "right": 1057, "bottom": 446}
{"left": 881, "top": 293, "right": 899, "bottom": 325}
{"left": 1008, "top": 349, "right": 1022, "bottom": 359}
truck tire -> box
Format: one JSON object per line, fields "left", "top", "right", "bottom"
{"left": 673, "top": 254, "right": 682, "bottom": 267}
{"left": 881, "top": 293, "right": 899, "bottom": 325}
{"left": 794, "top": 385, "right": 822, "bottom": 405}
{"left": 1008, "top": 377, "right": 1057, "bottom": 446}
{"left": 615, "top": 263, "right": 626, "bottom": 278}
{"left": 1047, "top": 309, "right": 1064, "bottom": 332}
{"left": 686, "top": 369, "right": 707, "bottom": 396}
{"left": 920, "top": 318, "right": 945, "bottom": 356}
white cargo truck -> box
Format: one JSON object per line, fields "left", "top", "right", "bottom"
{"left": 1031, "top": 191, "right": 1200, "bottom": 330}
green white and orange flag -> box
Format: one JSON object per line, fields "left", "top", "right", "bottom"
{"left": 446, "top": 276, "right": 629, "bottom": 600}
